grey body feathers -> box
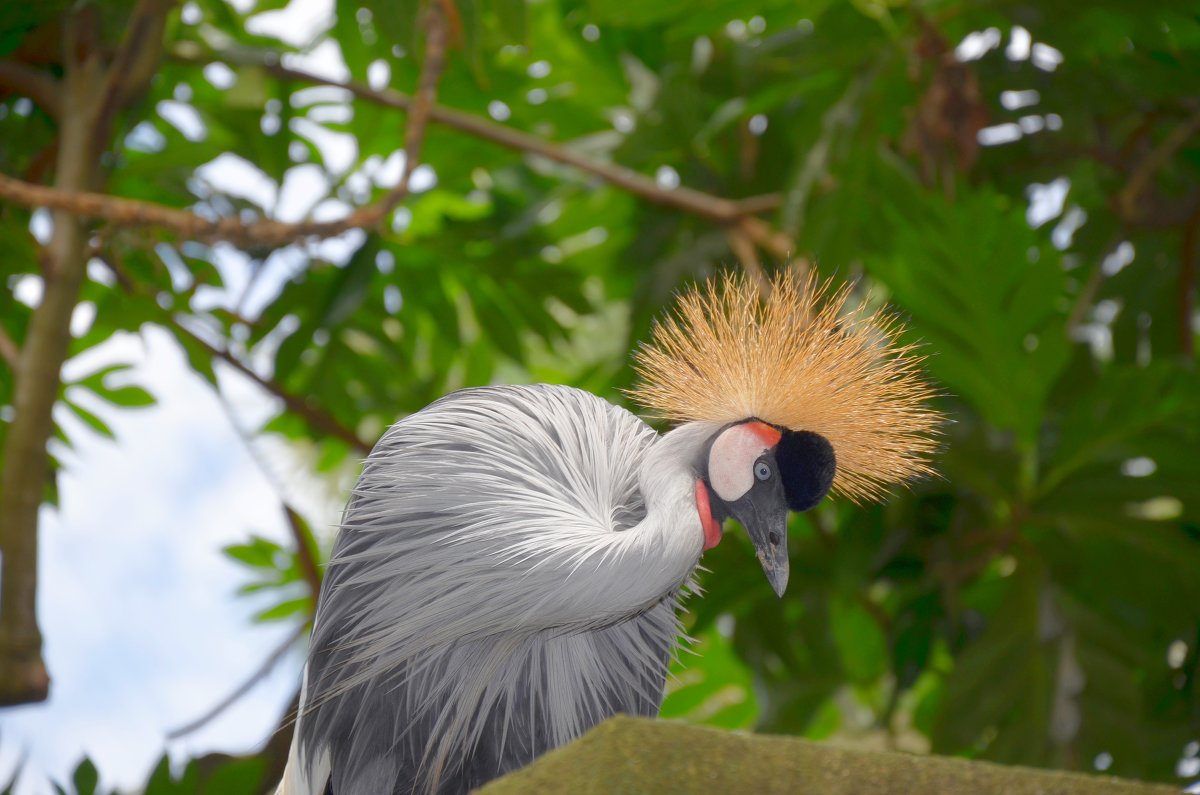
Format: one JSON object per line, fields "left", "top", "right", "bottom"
{"left": 290, "top": 385, "right": 705, "bottom": 795}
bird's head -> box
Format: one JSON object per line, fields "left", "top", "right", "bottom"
{"left": 632, "top": 271, "right": 942, "bottom": 597}
{"left": 699, "top": 419, "right": 835, "bottom": 596}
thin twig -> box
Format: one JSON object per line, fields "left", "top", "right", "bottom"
{"left": 1065, "top": 236, "right": 1122, "bottom": 334}
{"left": 91, "top": 0, "right": 173, "bottom": 162}
{"left": 92, "top": 247, "right": 372, "bottom": 455}
{"left": 170, "top": 318, "right": 372, "bottom": 454}
{"left": 209, "top": 369, "right": 327, "bottom": 613}
{"left": 0, "top": 60, "right": 61, "bottom": 120}
{"left": 1116, "top": 110, "right": 1200, "bottom": 221}
{"left": 382, "top": 0, "right": 447, "bottom": 217}
{"left": 167, "top": 622, "right": 306, "bottom": 740}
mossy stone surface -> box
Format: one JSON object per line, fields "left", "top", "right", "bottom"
{"left": 480, "top": 716, "right": 1177, "bottom": 795}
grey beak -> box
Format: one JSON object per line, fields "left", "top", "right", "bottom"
{"left": 746, "top": 504, "right": 789, "bottom": 597}
{"left": 725, "top": 486, "right": 790, "bottom": 597}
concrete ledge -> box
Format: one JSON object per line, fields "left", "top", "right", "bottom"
{"left": 480, "top": 715, "right": 1177, "bottom": 795}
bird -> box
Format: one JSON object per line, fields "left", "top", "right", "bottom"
{"left": 276, "top": 271, "right": 940, "bottom": 795}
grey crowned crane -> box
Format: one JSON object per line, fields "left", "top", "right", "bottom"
{"left": 277, "top": 272, "right": 940, "bottom": 795}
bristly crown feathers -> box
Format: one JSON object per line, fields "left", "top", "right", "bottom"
{"left": 630, "top": 270, "right": 942, "bottom": 503}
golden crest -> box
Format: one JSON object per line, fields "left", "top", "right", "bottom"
{"left": 631, "top": 271, "right": 942, "bottom": 502}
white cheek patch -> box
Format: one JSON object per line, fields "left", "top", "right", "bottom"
{"left": 709, "top": 425, "right": 772, "bottom": 502}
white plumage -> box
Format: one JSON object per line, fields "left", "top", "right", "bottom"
{"left": 280, "top": 385, "right": 712, "bottom": 795}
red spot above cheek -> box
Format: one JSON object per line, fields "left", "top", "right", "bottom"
{"left": 695, "top": 480, "right": 723, "bottom": 551}
{"left": 745, "top": 421, "right": 782, "bottom": 447}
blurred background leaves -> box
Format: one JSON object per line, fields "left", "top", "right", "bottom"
{"left": 1, "top": 0, "right": 1198, "bottom": 790}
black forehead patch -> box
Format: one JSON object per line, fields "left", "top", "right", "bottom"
{"left": 776, "top": 430, "right": 836, "bottom": 512}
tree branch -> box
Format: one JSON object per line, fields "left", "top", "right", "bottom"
{"left": 0, "top": 173, "right": 405, "bottom": 246}
{"left": 0, "top": 32, "right": 782, "bottom": 246}
{"left": 171, "top": 318, "right": 372, "bottom": 454}
{"left": 724, "top": 225, "right": 767, "bottom": 290}
{"left": 0, "top": 61, "right": 61, "bottom": 120}
{"left": 170, "top": 43, "right": 779, "bottom": 225}
{"left": 0, "top": 12, "right": 105, "bottom": 707}
{"left": 1066, "top": 236, "right": 1123, "bottom": 335}
{"left": 283, "top": 504, "right": 323, "bottom": 601}
{"left": 167, "top": 622, "right": 305, "bottom": 740}
{"left": 381, "top": 0, "right": 446, "bottom": 217}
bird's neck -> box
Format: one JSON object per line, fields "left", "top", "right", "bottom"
{"left": 622, "top": 422, "right": 723, "bottom": 591}
{"left": 638, "top": 421, "right": 720, "bottom": 508}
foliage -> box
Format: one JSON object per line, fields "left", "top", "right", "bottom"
{"left": 1, "top": 0, "right": 1199, "bottom": 790}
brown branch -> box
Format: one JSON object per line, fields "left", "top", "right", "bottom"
{"left": 737, "top": 216, "right": 794, "bottom": 261}
{"left": 171, "top": 44, "right": 779, "bottom": 225}
{"left": 0, "top": 11, "right": 441, "bottom": 253}
{"left": 284, "top": 504, "right": 323, "bottom": 600}
{"left": 0, "top": 61, "right": 61, "bottom": 120}
{"left": 0, "top": 12, "right": 104, "bottom": 707}
{"left": 382, "top": 0, "right": 446, "bottom": 217}
{"left": 0, "top": 173, "right": 402, "bottom": 246}
{"left": 90, "top": 249, "right": 372, "bottom": 457}
{"left": 0, "top": 325, "right": 19, "bottom": 372}
{"left": 0, "top": 32, "right": 782, "bottom": 245}
{"left": 170, "top": 319, "right": 371, "bottom": 454}
{"left": 1116, "top": 111, "right": 1200, "bottom": 221}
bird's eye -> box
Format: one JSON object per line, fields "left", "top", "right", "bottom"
{"left": 754, "top": 461, "right": 771, "bottom": 481}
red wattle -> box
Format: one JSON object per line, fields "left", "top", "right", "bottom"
{"left": 695, "top": 480, "right": 723, "bottom": 550}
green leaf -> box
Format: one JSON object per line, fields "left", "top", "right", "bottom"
{"left": 100, "top": 385, "right": 155, "bottom": 407}
{"left": 64, "top": 399, "right": 115, "bottom": 441}
{"left": 197, "top": 757, "right": 264, "bottom": 795}
{"left": 661, "top": 625, "right": 758, "bottom": 730}
{"left": 829, "top": 596, "right": 888, "bottom": 684}
{"left": 492, "top": 0, "right": 527, "bottom": 44}
{"left": 868, "top": 188, "right": 1070, "bottom": 444}
{"left": 255, "top": 596, "right": 310, "bottom": 622}
{"left": 71, "top": 758, "right": 98, "bottom": 795}
{"left": 323, "top": 238, "right": 381, "bottom": 329}
{"left": 931, "top": 558, "right": 1053, "bottom": 765}
{"left": 143, "top": 755, "right": 181, "bottom": 795}
{"left": 223, "top": 536, "right": 284, "bottom": 569}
